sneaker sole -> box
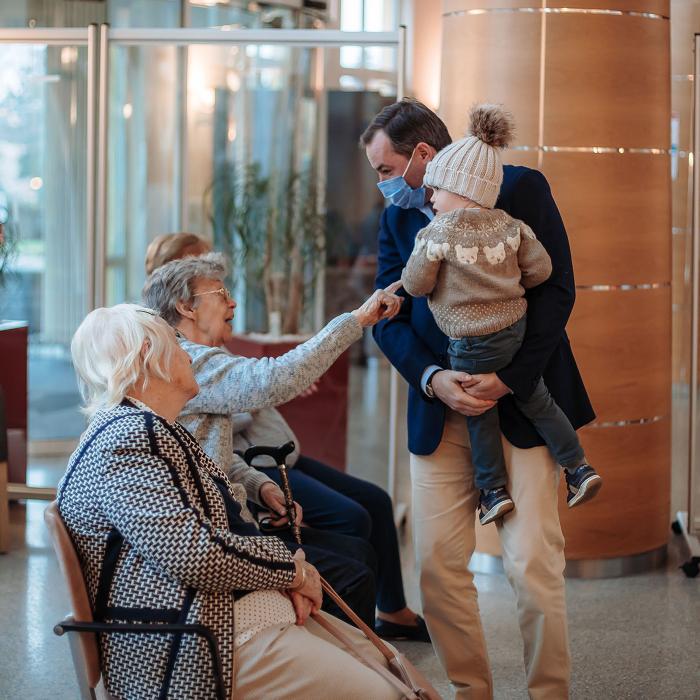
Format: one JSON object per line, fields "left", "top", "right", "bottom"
{"left": 567, "top": 474, "right": 602, "bottom": 508}
{"left": 479, "top": 499, "right": 515, "bottom": 525}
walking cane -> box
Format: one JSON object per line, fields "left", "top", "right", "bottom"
{"left": 241, "top": 442, "right": 440, "bottom": 700}
{"left": 242, "top": 441, "right": 301, "bottom": 544}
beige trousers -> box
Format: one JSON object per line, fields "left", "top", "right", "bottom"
{"left": 234, "top": 611, "right": 404, "bottom": 700}
{"left": 411, "top": 409, "right": 570, "bottom": 700}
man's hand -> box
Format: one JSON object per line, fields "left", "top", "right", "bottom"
{"left": 431, "top": 370, "right": 496, "bottom": 416}
{"left": 460, "top": 372, "right": 511, "bottom": 401}
{"left": 259, "top": 482, "right": 304, "bottom": 527}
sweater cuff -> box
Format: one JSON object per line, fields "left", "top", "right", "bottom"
{"left": 326, "top": 311, "right": 364, "bottom": 345}
{"left": 244, "top": 471, "right": 277, "bottom": 507}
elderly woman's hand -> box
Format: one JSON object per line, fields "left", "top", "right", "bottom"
{"left": 288, "top": 550, "right": 322, "bottom": 624}
{"left": 351, "top": 281, "right": 403, "bottom": 327}
{"left": 259, "top": 483, "right": 304, "bottom": 527}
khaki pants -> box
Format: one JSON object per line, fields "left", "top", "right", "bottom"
{"left": 234, "top": 611, "right": 404, "bottom": 700}
{"left": 411, "top": 409, "right": 570, "bottom": 700}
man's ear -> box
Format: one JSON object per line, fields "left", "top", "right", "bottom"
{"left": 175, "top": 299, "right": 196, "bottom": 321}
{"left": 415, "top": 141, "right": 437, "bottom": 161}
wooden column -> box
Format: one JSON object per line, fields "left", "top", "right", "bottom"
{"left": 440, "top": 1, "right": 671, "bottom": 563}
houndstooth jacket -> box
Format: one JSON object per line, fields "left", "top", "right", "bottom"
{"left": 57, "top": 399, "right": 296, "bottom": 699}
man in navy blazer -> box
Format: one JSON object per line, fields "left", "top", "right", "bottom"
{"left": 362, "top": 99, "right": 594, "bottom": 699}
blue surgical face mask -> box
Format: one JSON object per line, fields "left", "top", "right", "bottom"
{"left": 376, "top": 149, "right": 426, "bottom": 210}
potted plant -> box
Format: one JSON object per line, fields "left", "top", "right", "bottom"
{"left": 205, "top": 160, "right": 325, "bottom": 336}
{"left": 203, "top": 161, "right": 350, "bottom": 470}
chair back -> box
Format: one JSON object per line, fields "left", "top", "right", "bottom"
{"left": 44, "top": 501, "right": 102, "bottom": 689}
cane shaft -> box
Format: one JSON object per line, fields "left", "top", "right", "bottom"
{"left": 277, "top": 464, "right": 302, "bottom": 544}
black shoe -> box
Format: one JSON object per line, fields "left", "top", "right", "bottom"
{"left": 479, "top": 487, "right": 514, "bottom": 525}
{"left": 375, "top": 615, "right": 431, "bottom": 643}
{"left": 565, "top": 464, "right": 602, "bottom": 508}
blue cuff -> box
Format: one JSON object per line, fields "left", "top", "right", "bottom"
{"left": 421, "top": 364, "right": 443, "bottom": 396}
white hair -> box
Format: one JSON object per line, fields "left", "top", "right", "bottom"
{"left": 71, "top": 304, "right": 176, "bottom": 418}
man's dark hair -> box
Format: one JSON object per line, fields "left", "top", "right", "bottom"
{"left": 359, "top": 98, "right": 452, "bottom": 156}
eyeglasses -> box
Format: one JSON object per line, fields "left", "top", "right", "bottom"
{"left": 192, "top": 287, "right": 232, "bottom": 302}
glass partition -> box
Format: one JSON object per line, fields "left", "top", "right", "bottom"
{"left": 0, "top": 34, "right": 90, "bottom": 445}
{"left": 104, "top": 31, "right": 398, "bottom": 339}
{"left": 0, "top": 27, "right": 401, "bottom": 496}
{"left": 105, "top": 43, "right": 181, "bottom": 304}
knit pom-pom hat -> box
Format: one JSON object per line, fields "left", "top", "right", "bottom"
{"left": 424, "top": 104, "right": 515, "bottom": 208}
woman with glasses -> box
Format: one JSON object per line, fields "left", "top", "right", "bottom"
{"left": 142, "top": 248, "right": 430, "bottom": 641}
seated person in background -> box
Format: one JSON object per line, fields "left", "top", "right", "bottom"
{"left": 145, "top": 231, "right": 212, "bottom": 275}
{"left": 59, "top": 304, "right": 404, "bottom": 700}
{"left": 142, "top": 244, "right": 429, "bottom": 641}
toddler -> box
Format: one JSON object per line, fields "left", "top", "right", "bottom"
{"left": 401, "top": 104, "right": 602, "bottom": 525}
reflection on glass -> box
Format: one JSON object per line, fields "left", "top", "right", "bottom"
{"left": 0, "top": 43, "right": 87, "bottom": 442}
{"left": 186, "top": 42, "right": 321, "bottom": 336}
{"left": 106, "top": 45, "right": 180, "bottom": 307}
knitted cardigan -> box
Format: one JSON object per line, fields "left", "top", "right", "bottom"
{"left": 401, "top": 207, "right": 552, "bottom": 337}
{"left": 178, "top": 312, "right": 362, "bottom": 486}
{"left": 57, "top": 401, "right": 296, "bottom": 699}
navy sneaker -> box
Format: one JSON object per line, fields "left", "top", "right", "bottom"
{"left": 565, "top": 464, "right": 602, "bottom": 508}
{"left": 479, "top": 487, "right": 514, "bottom": 525}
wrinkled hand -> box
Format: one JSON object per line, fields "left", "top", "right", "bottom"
{"left": 431, "top": 370, "right": 496, "bottom": 416}
{"left": 352, "top": 281, "right": 403, "bottom": 327}
{"left": 259, "top": 482, "right": 303, "bottom": 527}
{"left": 460, "top": 372, "right": 511, "bottom": 401}
{"left": 288, "top": 550, "right": 322, "bottom": 624}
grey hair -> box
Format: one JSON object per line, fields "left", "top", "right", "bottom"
{"left": 71, "top": 304, "right": 176, "bottom": 418}
{"left": 142, "top": 251, "right": 228, "bottom": 326}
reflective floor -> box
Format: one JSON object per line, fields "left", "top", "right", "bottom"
{"left": 2, "top": 500, "right": 700, "bottom": 699}
{"left": 2, "top": 361, "right": 700, "bottom": 698}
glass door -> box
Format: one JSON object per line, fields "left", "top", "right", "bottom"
{"left": 0, "top": 29, "right": 92, "bottom": 451}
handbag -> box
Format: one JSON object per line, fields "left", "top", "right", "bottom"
{"left": 313, "top": 578, "right": 442, "bottom": 700}
{"left": 242, "top": 442, "right": 442, "bottom": 700}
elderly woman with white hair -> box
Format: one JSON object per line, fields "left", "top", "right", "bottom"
{"left": 58, "top": 304, "right": 405, "bottom": 700}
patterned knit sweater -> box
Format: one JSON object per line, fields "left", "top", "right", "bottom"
{"left": 401, "top": 207, "right": 552, "bottom": 337}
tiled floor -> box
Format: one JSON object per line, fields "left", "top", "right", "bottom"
{"left": 2, "top": 498, "right": 700, "bottom": 699}
{"left": 2, "top": 360, "right": 700, "bottom": 698}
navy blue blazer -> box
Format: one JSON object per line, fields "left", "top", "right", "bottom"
{"left": 372, "top": 165, "right": 595, "bottom": 455}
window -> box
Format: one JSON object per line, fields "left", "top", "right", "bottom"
{"left": 339, "top": 0, "right": 397, "bottom": 72}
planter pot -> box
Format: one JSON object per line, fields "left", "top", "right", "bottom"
{"left": 225, "top": 333, "right": 349, "bottom": 471}
{"left": 0, "top": 321, "right": 28, "bottom": 484}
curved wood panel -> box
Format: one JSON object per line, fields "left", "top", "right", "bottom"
{"left": 547, "top": 0, "right": 669, "bottom": 14}
{"left": 563, "top": 419, "right": 670, "bottom": 558}
{"left": 568, "top": 287, "right": 671, "bottom": 422}
{"left": 440, "top": 12, "right": 541, "bottom": 146}
{"left": 444, "top": 1, "right": 669, "bottom": 15}
{"left": 544, "top": 15, "right": 670, "bottom": 147}
{"left": 475, "top": 419, "right": 671, "bottom": 560}
{"left": 502, "top": 150, "right": 539, "bottom": 169}
{"left": 540, "top": 153, "right": 671, "bottom": 286}
{"left": 441, "top": 0, "right": 672, "bottom": 565}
